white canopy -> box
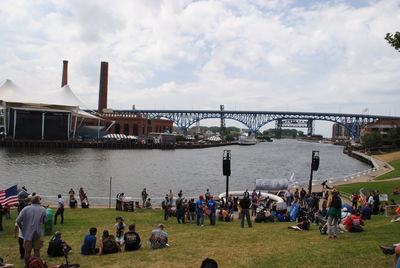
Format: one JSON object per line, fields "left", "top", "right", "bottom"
{"left": 0, "top": 79, "right": 101, "bottom": 120}
{"left": 0, "top": 79, "right": 89, "bottom": 109}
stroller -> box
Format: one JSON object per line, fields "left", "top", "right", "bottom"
{"left": 48, "top": 248, "right": 80, "bottom": 268}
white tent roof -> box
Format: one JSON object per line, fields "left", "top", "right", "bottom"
{"left": 0, "top": 79, "right": 101, "bottom": 120}
{"left": 0, "top": 79, "right": 89, "bottom": 108}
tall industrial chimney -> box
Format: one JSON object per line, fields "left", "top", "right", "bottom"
{"left": 61, "top": 60, "right": 68, "bottom": 87}
{"left": 98, "top": 61, "right": 109, "bottom": 113}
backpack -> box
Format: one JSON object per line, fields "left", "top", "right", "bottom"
{"left": 28, "top": 258, "right": 48, "bottom": 268}
{"left": 161, "top": 200, "right": 166, "bottom": 209}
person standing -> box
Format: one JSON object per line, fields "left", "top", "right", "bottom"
{"left": 207, "top": 196, "right": 217, "bottom": 225}
{"left": 68, "top": 188, "right": 75, "bottom": 201}
{"left": 300, "top": 188, "right": 306, "bottom": 207}
{"left": 326, "top": 189, "right": 342, "bottom": 239}
{"left": 0, "top": 203, "right": 3, "bottom": 232}
{"left": 205, "top": 189, "right": 211, "bottom": 201}
{"left": 79, "top": 188, "right": 87, "bottom": 207}
{"left": 14, "top": 223, "right": 24, "bottom": 259}
{"left": 175, "top": 193, "right": 185, "bottom": 224}
{"left": 54, "top": 194, "right": 65, "bottom": 225}
{"left": 196, "top": 195, "right": 205, "bottom": 226}
{"left": 239, "top": 195, "right": 252, "bottom": 228}
{"left": 162, "top": 195, "right": 170, "bottom": 221}
{"left": 16, "top": 195, "right": 47, "bottom": 266}
{"left": 141, "top": 188, "right": 148, "bottom": 207}
{"left": 188, "top": 198, "right": 196, "bottom": 224}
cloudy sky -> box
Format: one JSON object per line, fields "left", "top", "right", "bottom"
{"left": 1, "top": 0, "right": 399, "bottom": 136}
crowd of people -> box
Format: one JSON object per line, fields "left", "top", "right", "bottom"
{"left": 0, "top": 185, "right": 399, "bottom": 267}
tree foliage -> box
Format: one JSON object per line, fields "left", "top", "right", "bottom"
{"left": 385, "top": 32, "right": 400, "bottom": 52}
{"left": 362, "top": 130, "right": 383, "bottom": 150}
{"left": 389, "top": 126, "right": 400, "bottom": 148}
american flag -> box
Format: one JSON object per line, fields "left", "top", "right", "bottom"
{"left": 0, "top": 185, "right": 19, "bottom": 206}
{"left": 359, "top": 188, "right": 367, "bottom": 206}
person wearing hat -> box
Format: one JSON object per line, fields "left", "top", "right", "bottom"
{"left": 47, "top": 231, "right": 72, "bottom": 257}
{"left": 149, "top": 224, "right": 169, "bottom": 249}
{"left": 326, "top": 189, "right": 342, "bottom": 239}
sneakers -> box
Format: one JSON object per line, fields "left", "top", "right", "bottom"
{"left": 380, "top": 245, "right": 395, "bottom": 255}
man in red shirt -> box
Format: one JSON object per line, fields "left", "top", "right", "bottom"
{"left": 343, "top": 211, "right": 365, "bottom": 232}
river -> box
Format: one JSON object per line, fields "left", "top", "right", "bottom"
{"left": 0, "top": 139, "right": 370, "bottom": 204}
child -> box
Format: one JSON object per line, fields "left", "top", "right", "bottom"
{"left": 115, "top": 216, "right": 126, "bottom": 246}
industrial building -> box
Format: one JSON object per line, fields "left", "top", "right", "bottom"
{"left": 0, "top": 60, "right": 173, "bottom": 141}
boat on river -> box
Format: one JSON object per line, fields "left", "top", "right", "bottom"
{"left": 238, "top": 134, "right": 257, "bottom": 145}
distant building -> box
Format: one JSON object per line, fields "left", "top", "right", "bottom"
{"left": 332, "top": 123, "right": 350, "bottom": 140}
{"left": 361, "top": 119, "right": 400, "bottom": 147}
{"left": 100, "top": 113, "right": 172, "bottom": 136}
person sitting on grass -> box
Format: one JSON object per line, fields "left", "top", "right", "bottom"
{"left": 149, "top": 224, "right": 169, "bottom": 249}
{"left": 380, "top": 243, "right": 400, "bottom": 267}
{"left": 392, "top": 188, "right": 400, "bottom": 195}
{"left": 343, "top": 211, "right": 365, "bottom": 232}
{"left": 47, "top": 231, "right": 72, "bottom": 257}
{"left": 200, "top": 258, "right": 218, "bottom": 268}
{"left": 361, "top": 204, "right": 372, "bottom": 220}
{"left": 124, "top": 224, "right": 141, "bottom": 251}
{"left": 288, "top": 216, "right": 310, "bottom": 231}
{"left": 81, "top": 227, "right": 98, "bottom": 255}
{"left": 99, "top": 230, "right": 120, "bottom": 255}
{"left": 0, "top": 257, "right": 13, "bottom": 268}
{"left": 114, "top": 216, "right": 126, "bottom": 246}
{"left": 144, "top": 198, "right": 152, "bottom": 209}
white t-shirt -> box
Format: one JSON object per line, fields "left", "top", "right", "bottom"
{"left": 15, "top": 223, "right": 24, "bottom": 239}
{"left": 58, "top": 198, "right": 65, "bottom": 208}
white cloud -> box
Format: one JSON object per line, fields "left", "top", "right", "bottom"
{"left": 0, "top": 0, "right": 400, "bottom": 136}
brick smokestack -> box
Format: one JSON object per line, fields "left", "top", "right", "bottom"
{"left": 61, "top": 60, "right": 68, "bottom": 87}
{"left": 98, "top": 61, "right": 108, "bottom": 113}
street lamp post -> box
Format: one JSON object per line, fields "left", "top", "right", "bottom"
{"left": 308, "top": 150, "right": 320, "bottom": 194}
{"left": 223, "top": 150, "right": 231, "bottom": 209}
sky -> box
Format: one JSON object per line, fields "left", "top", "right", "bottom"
{"left": 0, "top": 0, "right": 399, "bottom": 136}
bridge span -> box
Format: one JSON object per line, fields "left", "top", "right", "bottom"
{"left": 98, "top": 109, "right": 400, "bottom": 138}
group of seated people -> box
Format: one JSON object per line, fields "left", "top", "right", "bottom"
{"left": 80, "top": 217, "right": 169, "bottom": 256}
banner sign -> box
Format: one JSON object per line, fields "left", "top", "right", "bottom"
{"left": 256, "top": 179, "right": 288, "bottom": 191}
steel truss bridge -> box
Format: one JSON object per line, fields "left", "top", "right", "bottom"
{"left": 102, "top": 109, "right": 400, "bottom": 138}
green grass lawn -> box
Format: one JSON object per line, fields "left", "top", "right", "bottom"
{"left": 1, "top": 208, "right": 399, "bottom": 268}
{"left": 375, "top": 160, "right": 400, "bottom": 181}
{"left": 337, "top": 180, "right": 400, "bottom": 204}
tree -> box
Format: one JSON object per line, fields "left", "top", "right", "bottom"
{"left": 385, "top": 32, "right": 400, "bottom": 52}
{"left": 389, "top": 126, "right": 400, "bottom": 148}
{"left": 362, "top": 131, "right": 383, "bottom": 150}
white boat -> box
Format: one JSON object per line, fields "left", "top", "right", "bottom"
{"left": 238, "top": 134, "right": 257, "bottom": 145}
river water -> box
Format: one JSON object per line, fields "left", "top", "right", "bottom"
{"left": 0, "top": 139, "right": 370, "bottom": 204}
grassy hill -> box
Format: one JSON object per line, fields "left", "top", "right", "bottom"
{"left": 0, "top": 208, "right": 398, "bottom": 267}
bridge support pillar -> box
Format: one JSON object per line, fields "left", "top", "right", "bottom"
{"left": 275, "top": 119, "right": 282, "bottom": 139}
{"left": 307, "top": 120, "right": 314, "bottom": 137}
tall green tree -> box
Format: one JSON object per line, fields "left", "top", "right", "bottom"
{"left": 385, "top": 32, "right": 400, "bottom": 52}
{"left": 362, "top": 131, "right": 383, "bottom": 150}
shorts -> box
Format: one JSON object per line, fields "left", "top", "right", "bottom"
{"left": 24, "top": 236, "right": 44, "bottom": 252}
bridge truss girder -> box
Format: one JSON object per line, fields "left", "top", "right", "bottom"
{"left": 102, "top": 110, "right": 396, "bottom": 139}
